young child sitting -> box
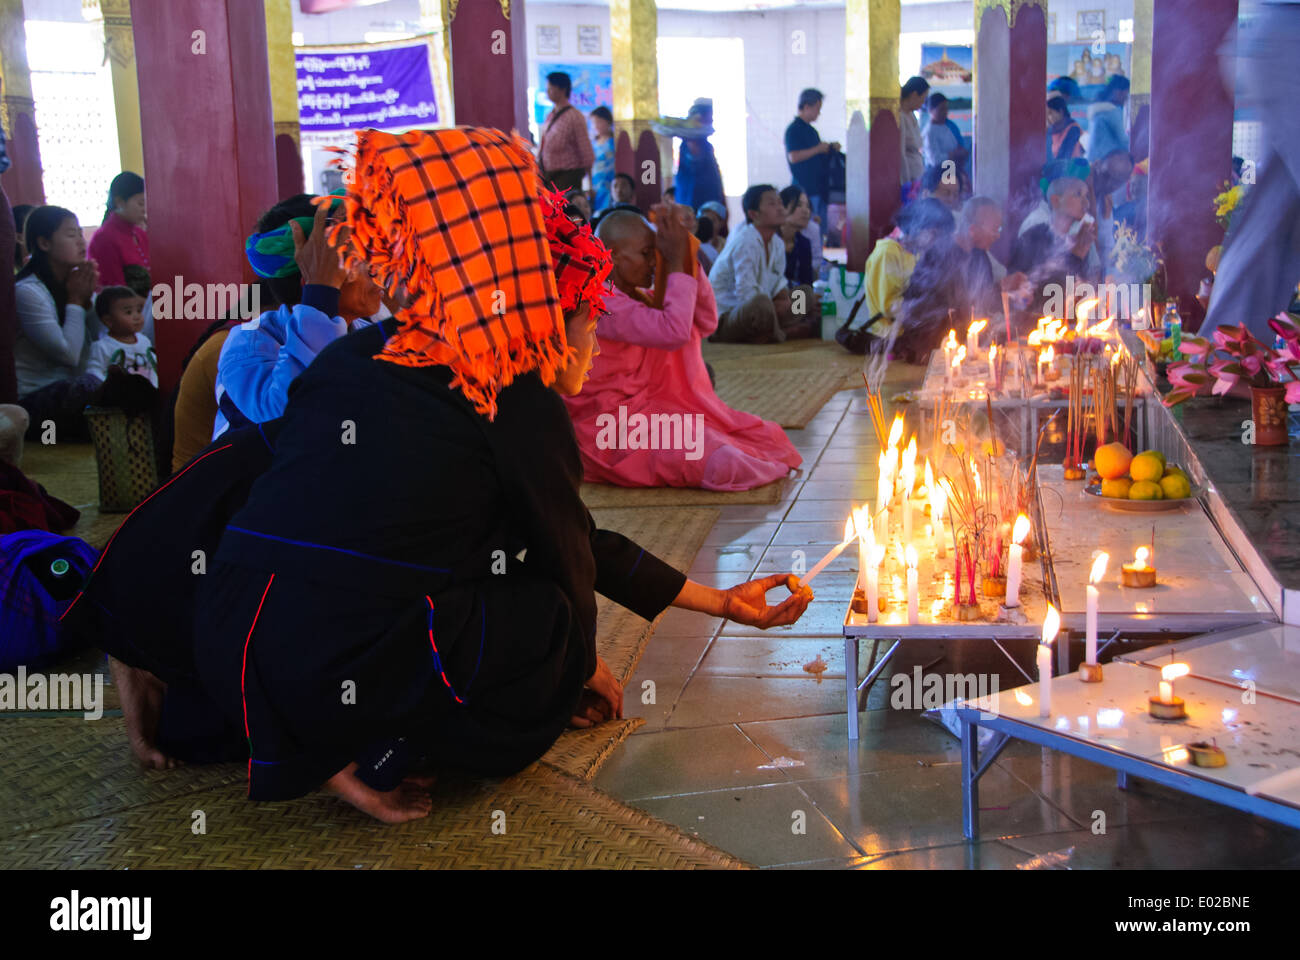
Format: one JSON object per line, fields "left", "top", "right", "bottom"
{"left": 87, "top": 286, "right": 157, "bottom": 388}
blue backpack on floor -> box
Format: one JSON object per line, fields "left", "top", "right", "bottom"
{"left": 0, "top": 531, "right": 98, "bottom": 672}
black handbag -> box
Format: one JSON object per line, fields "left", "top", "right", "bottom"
{"left": 834, "top": 295, "right": 881, "bottom": 355}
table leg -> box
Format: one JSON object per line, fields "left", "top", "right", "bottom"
{"left": 961, "top": 715, "right": 979, "bottom": 840}
{"left": 846, "top": 636, "right": 859, "bottom": 740}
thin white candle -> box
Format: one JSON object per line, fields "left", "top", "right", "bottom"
{"left": 900, "top": 440, "right": 916, "bottom": 546}
{"left": 854, "top": 507, "right": 871, "bottom": 594}
{"left": 1005, "top": 514, "right": 1030, "bottom": 607}
{"left": 1039, "top": 604, "right": 1060, "bottom": 718}
{"left": 1086, "top": 552, "right": 1109, "bottom": 665}
{"left": 866, "top": 543, "right": 884, "bottom": 623}
{"left": 966, "top": 318, "right": 987, "bottom": 360}
{"left": 906, "top": 544, "right": 919, "bottom": 624}
{"left": 803, "top": 516, "right": 856, "bottom": 586}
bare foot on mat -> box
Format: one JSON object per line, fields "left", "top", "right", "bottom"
{"left": 326, "top": 763, "right": 434, "bottom": 824}
{"left": 108, "top": 656, "right": 179, "bottom": 770}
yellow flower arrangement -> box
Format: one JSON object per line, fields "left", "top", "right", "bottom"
{"left": 1214, "top": 181, "right": 1246, "bottom": 230}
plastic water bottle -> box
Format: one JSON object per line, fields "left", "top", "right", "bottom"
{"left": 1162, "top": 300, "right": 1182, "bottom": 357}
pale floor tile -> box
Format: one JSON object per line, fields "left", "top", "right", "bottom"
{"left": 630, "top": 781, "right": 861, "bottom": 866}
{"left": 668, "top": 675, "right": 845, "bottom": 728}
{"left": 593, "top": 724, "right": 783, "bottom": 800}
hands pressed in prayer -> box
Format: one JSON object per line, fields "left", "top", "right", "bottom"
{"left": 67, "top": 260, "right": 100, "bottom": 309}
{"left": 651, "top": 202, "right": 690, "bottom": 274}
{"left": 1070, "top": 218, "right": 1097, "bottom": 260}
{"left": 571, "top": 655, "right": 624, "bottom": 728}
{"left": 291, "top": 200, "right": 351, "bottom": 288}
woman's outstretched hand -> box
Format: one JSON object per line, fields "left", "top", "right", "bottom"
{"left": 720, "top": 573, "right": 812, "bottom": 629}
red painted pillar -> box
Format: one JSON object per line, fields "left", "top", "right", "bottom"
{"left": 974, "top": 3, "right": 1047, "bottom": 261}
{"left": 131, "top": 0, "right": 277, "bottom": 392}
{"left": 1148, "top": 0, "right": 1237, "bottom": 320}
{"left": 275, "top": 133, "right": 305, "bottom": 200}
{"left": 868, "top": 109, "right": 901, "bottom": 251}
{"left": 0, "top": 110, "right": 44, "bottom": 208}
{"left": 448, "top": 0, "right": 530, "bottom": 135}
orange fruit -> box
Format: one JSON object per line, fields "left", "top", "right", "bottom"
{"left": 1129, "top": 452, "right": 1164, "bottom": 483}
{"left": 1094, "top": 442, "right": 1133, "bottom": 480}
{"left": 1129, "top": 480, "right": 1163, "bottom": 500}
{"left": 1100, "top": 477, "right": 1132, "bottom": 499}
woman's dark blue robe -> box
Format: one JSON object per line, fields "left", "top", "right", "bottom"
{"left": 63, "top": 322, "right": 686, "bottom": 799}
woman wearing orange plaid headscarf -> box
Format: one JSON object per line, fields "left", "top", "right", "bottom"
{"left": 79, "top": 128, "right": 809, "bottom": 822}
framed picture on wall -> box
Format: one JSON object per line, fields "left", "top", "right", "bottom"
{"left": 577, "top": 25, "right": 601, "bottom": 56}
{"left": 1048, "top": 13, "right": 1057, "bottom": 43}
{"left": 537, "top": 25, "right": 561, "bottom": 56}
{"left": 1077, "top": 10, "right": 1105, "bottom": 40}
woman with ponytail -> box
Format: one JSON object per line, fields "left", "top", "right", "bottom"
{"left": 88, "top": 171, "right": 149, "bottom": 290}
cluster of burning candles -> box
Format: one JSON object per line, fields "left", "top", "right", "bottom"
{"left": 797, "top": 414, "right": 1037, "bottom": 625}
{"left": 940, "top": 302, "right": 1119, "bottom": 396}
{"left": 1036, "top": 547, "right": 1185, "bottom": 721}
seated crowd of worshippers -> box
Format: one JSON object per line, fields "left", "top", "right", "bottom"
{"left": 848, "top": 154, "right": 1129, "bottom": 364}
{"left": 52, "top": 127, "right": 813, "bottom": 824}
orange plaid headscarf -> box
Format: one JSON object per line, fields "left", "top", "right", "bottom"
{"left": 329, "top": 127, "right": 609, "bottom": 418}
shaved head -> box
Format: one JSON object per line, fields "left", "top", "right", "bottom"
{"left": 599, "top": 210, "right": 657, "bottom": 293}
{"left": 595, "top": 210, "right": 652, "bottom": 252}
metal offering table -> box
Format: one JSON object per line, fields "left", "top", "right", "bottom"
{"left": 955, "top": 657, "right": 1300, "bottom": 839}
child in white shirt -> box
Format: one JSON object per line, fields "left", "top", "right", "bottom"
{"left": 88, "top": 286, "right": 157, "bottom": 388}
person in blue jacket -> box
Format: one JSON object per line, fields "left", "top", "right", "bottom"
{"left": 213, "top": 194, "right": 387, "bottom": 438}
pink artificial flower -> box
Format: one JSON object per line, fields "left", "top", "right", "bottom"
{"left": 1178, "top": 337, "right": 1212, "bottom": 356}
{"left": 1269, "top": 313, "right": 1300, "bottom": 342}
{"left": 1287, "top": 381, "right": 1300, "bottom": 404}
{"left": 1167, "top": 364, "right": 1205, "bottom": 391}
{"left": 1242, "top": 354, "right": 1263, "bottom": 377}
{"left": 1212, "top": 376, "right": 1237, "bottom": 396}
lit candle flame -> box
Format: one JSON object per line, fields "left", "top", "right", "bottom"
{"left": 905, "top": 544, "right": 919, "bottom": 569}
{"left": 870, "top": 543, "right": 887, "bottom": 566}
{"left": 1135, "top": 546, "right": 1150, "bottom": 569}
{"left": 1015, "top": 690, "right": 1033, "bottom": 706}
{"left": 886, "top": 413, "right": 904, "bottom": 450}
{"left": 1089, "top": 552, "right": 1109, "bottom": 584}
{"left": 1042, "top": 344, "right": 1055, "bottom": 364}
{"left": 932, "top": 480, "right": 947, "bottom": 520}
{"left": 989, "top": 342, "right": 997, "bottom": 366}
{"left": 855, "top": 506, "right": 873, "bottom": 547}
{"left": 972, "top": 462, "right": 981, "bottom": 495}
{"left": 1076, "top": 297, "right": 1099, "bottom": 331}
{"left": 967, "top": 318, "right": 988, "bottom": 338}
{"left": 1086, "top": 318, "right": 1115, "bottom": 338}
{"left": 945, "top": 329, "right": 958, "bottom": 350}
{"left": 951, "top": 348, "right": 965, "bottom": 369}
{"left": 1012, "top": 513, "right": 1030, "bottom": 544}
{"left": 1041, "top": 603, "right": 1060, "bottom": 647}
{"left": 1027, "top": 330, "right": 1043, "bottom": 347}
{"left": 1161, "top": 663, "right": 1190, "bottom": 682}
{"left": 844, "top": 515, "right": 856, "bottom": 543}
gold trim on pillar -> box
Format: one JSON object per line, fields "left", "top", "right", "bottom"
{"left": 1, "top": 96, "right": 35, "bottom": 141}
{"left": 274, "top": 119, "right": 301, "bottom": 150}
{"left": 975, "top": 0, "right": 1046, "bottom": 29}
{"left": 867, "top": 97, "right": 897, "bottom": 121}
{"left": 1131, "top": 0, "right": 1153, "bottom": 98}
{"left": 103, "top": 17, "right": 135, "bottom": 70}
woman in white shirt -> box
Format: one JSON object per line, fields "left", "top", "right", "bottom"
{"left": 14, "top": 205, "right": 102, "bottom": 440}
{"left": 899, "top": 76, "right": 931, "bottom": 202}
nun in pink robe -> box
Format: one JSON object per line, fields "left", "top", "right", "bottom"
{"left": 564, "top": 262, "right": 801, "bottom": 490}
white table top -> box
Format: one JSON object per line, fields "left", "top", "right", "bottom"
{"left": 1118, "top": 623, "right": 1300, "bottom": 705}
{"left": 1037, "top": 464, "right": 1273, "bottom": 627}
{"left": 959, "top": 659, "right": 1300, "bottom": 808}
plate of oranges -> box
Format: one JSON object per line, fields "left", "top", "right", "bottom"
{"left": 1083, "top": 442, "right": 1201, "bottom": 510}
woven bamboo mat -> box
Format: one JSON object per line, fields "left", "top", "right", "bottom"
{"left": 703, "top": 339, "right": 866, "bottom": 392}
{"left": 0, "top": 718, "right": 244, "bottom": 837}
{"left": 0, "top": 761, "right": 749, "bottom": 869}
{"left": 712, "top": 369, "right": 841, "bottom": 429}
{"left": 581, "top": 477, "right": 786, "bottom": 508}
{"left": 19, "top": 440, "right": 121, "bottom": 549}
{"left": 538, "top": 506, "right": 717, "bottom": 781}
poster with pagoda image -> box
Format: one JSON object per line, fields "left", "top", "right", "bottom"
{"left": 919, "top": 45, "right": 973, "bottom": 141}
